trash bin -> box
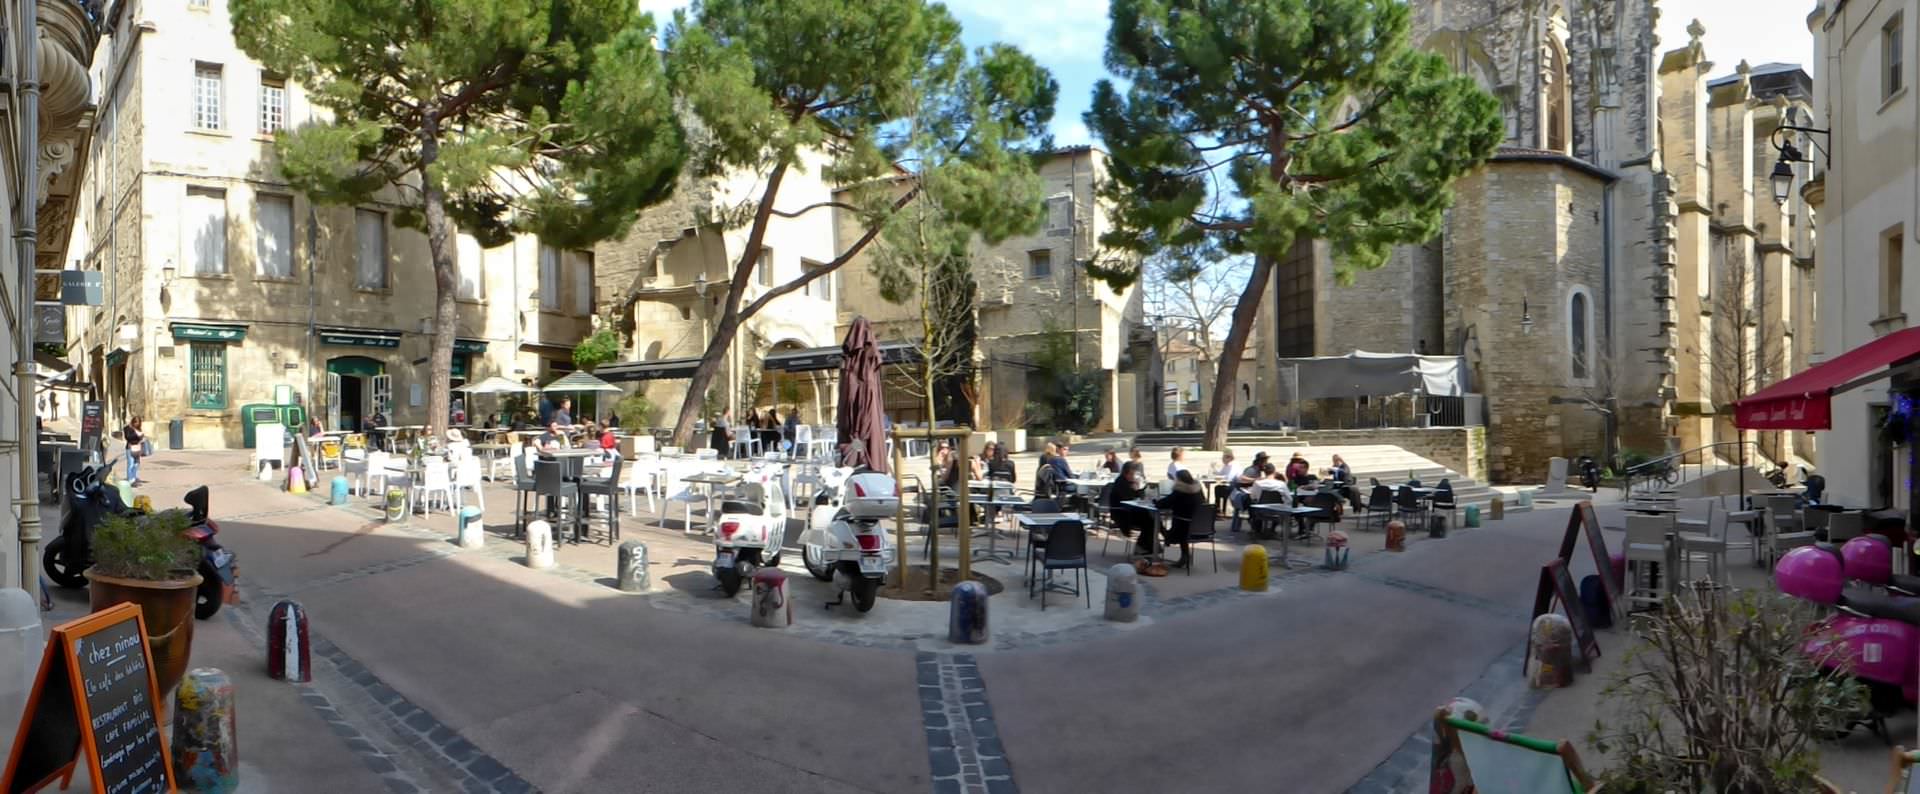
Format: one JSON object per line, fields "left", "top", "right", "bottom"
{"left": 170, "top": 419, "right": 184, "bottom": 450}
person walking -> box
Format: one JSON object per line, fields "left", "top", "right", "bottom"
{"left": 123, "top": 416, "right": 147, "bottom": 485}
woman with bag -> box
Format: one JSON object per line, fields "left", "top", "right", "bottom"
{"left": 124, "top": 416, "right": 148, "bottom": 485}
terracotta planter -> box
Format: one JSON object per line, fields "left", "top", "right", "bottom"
{"left": 86, "top": 569, "right": 202, "bottom": 697}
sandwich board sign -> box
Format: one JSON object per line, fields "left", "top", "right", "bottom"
{"left": 1432, "top": 713, "right": 1593, "bottom": 794}
{"left": 1, "top": 603, "right": 176, "bottom": 793}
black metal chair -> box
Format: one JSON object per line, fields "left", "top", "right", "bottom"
{"left": 1362, "top": 484, "right": 1394, "bottom": 530}
{"left": 1036, "top": 520, "right": 1089, "bottom": 610}
{"left": 534, "top": 458, "right": 581, "bottom": 544}
{"left": 1394, "top": 485, "right": 1426, "bottom": 528}
{"left": 1181, "top": 504, "right": 1218, "bottom": 574}
{"left": 1431, "top": 479, "right": 1458, "bottom": 528}
{"left": 577, "top": 456, "right": 622, "bottom": 543}
{"left": 1301, "top": 492, "right": 1341, "bottom": 540}
{"left": 512, "top": 451, "right": 539, "bottom": 539}
{"left": 1014, "top": 498, "right": 1060, "bottom": 558}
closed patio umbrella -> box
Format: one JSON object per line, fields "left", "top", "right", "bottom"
{"left": 837, "top": 317, "right": 888, "bottom": 475}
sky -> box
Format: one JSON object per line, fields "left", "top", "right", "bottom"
{"left": 638, "top": 0, "right": 1818, "bottom": 149}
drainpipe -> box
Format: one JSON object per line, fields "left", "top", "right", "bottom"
{"left": 15, "top": 0, "right": 42, "bottom": 589}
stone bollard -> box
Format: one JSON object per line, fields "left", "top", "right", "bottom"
{"left": 0, "top": 588, "right": 43, "bottom": 737}
{"left": 457, "top": 506, "right": 484, "bottom": 538}
{"left": 172, "top": 667, "right": 238, "bottom": 793}
{"left": 288, "top": 465, "right": 307, "bottom": 494}
{"left": 1464, "top": 505, "right": 1481, "bottom": 528}
{"left": 1386, "top": 520, "right": 1407, "bottom": 552}
{"left": 1103, "top": 564, "right": 1139, "bottom": 622}
{"left": 616, "top": 541, "right": 649, "bottom": 592}
{"left": 525, "top": 521, "right": 556, "bottom": 569}
{"left": 750, "top": 568, "right": 791, "bottom": 628}
{"left": 1527, "top": 613, "right": 1576, "bottom": 689}
{"left": 330, "top": 476, "right": 350, "bottom": 506}
{"left": 1323, "top": 531, "right": 1350, "bottom": 570}
{"left": 266, "top": 600, "right": 310, "bottom": 683}
{"left": 949, "top": 580, "right": 990, "bottom": 642}
{"left": 1430, "top": 697, "right": 1487, "bottom": 794}
{"left": 1239, "top": 545, "right": 1269, "bottom": 592}
{"left": 1490, "top": 494, "right": 1504, "bottom": 521}
{"left": 456, "top": 508, "right": 485, "bottom": 550}
{"left": 384, "top": 487, "right": 408, "bottom": 522}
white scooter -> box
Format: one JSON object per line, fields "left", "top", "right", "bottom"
{"left": 800, "top": 468, "right": 899, "bottom": 613}
{"left": 712, "top": 472, "right": 788, "bottom": 597}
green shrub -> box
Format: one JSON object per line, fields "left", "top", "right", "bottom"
{"left": 615, "top": 392, "right": 661, "bottom": 428}
{"left": 90, "top": 510, "right": 202, "bottom": 581}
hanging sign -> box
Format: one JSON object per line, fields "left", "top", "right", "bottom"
{"left": 1, "top": 603, "right": 176, "bottom": 794}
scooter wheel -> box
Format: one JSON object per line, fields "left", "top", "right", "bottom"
{"left": 717, "top": 567, "right": 743, "bottom": 597}
{"left": 42, "top": 537, "right": 87, "bottom": 589}
{"left": 194, "top": 576, "right": 223, "bottom": 620}
{"left": 802, "top": 545, "right": 833, "bottom": 581}
{"left": 852, "top": 579, "right": 878, "bottom": 613}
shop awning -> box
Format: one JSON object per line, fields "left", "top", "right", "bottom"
{"left": 597, "top": 356, "right": 703, "bottom": 383}
{"left": 763, "top": 340, "right": 922, "bottom": 373}
{"left": 170, "top": 322, "right": 248, "bottom": 342}
{"left": 1733, "top": 326, "right": 1920, "bottom": 430}
{"left": 319, "top": 327, "right": 402, "bottom": 348}
{"left": 454, "top": 339, "right": 488, "bottom": 354}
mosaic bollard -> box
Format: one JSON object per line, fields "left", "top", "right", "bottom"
{"left": 1428, "top": 512, "right": 1448, "bottom": 539}
{"left": 616, "top": 541, "right": 649, "bottom": 592}
{"left": 525, "top": 521, "right": 556, "bottom": 569}
{"left": 1385, "top": 520, "right": 1407, "bottom": 552}
{"left": 1103, "top": 564, "right": 1138, "bottom": 623}
{"left": 266, "top": 600, "right": 310, "bottom": 683}
{"left": 1430, "top": 697, "right": 1486, "bottom": 794}
{"left": 287, "top": 465, "right": 307, "bottom": 494}
{"left": 1464, "top": 505, "right": 1480, "bottom": 528}
{"left": 1323, "top": 530, "right": 1350, "bottom": 570}
{"left": 330, "top": 476, "right": 350, "bottom": 506}
{"left": 949, "top": 580, "right": 990, "bottom": 642}
{"left": 132, "top": 495, "right": 154, "bottom": 513}
{"left": 750, "top": 568, "right": 791, "bottom": 628}
{"left": 383, "top": 487, "right": 408, "bottom": 522}
{"left": 1490, "top": 494, "right": 1504, "bottom": 521}
{"left": 1239, "top": 545, "right": 1269, "bottom": 592}
{"left": 172, "top": 667, "right": 238, "bottom": 793}
{"left": 1527, "top": 613, "right": 1575, "bottom": 689}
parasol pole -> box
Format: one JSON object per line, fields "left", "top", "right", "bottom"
{"left": 893, "top": 437, "right": 907, "bottom": 594}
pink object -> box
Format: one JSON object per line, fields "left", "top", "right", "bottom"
{"left": 1803, "top": 612, "right": 1920, "bottom": 705}
{"left": 1775, "top": 546, "right": 1844, "bottom": 604}
{"left": 1609, "top": 551, "right": 1625, "bottom": 587}
{"left": 1842, "top": 536, "right": 1895, "bottom": 586}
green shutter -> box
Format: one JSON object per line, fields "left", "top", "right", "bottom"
{"left": 189, "top": 343, "right": 227, "bottom": 410}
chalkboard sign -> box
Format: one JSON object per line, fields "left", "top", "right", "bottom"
{"left": 2, "top": 603, "right": 175, "bottom": 794}
{"left": 1557, "top": 501, "right": 1619, "bottom": 622}
{"left": 78, "top": 402, "right": 103, "bottom": 458}
{"left": 1530, "top": 559, "right": 1599, "bottom": 671}
{"left": 1893, "top": 747, "right": 1920, "bottom": 794}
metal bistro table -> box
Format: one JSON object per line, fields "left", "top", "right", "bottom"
{"left": 680, "top": 470, "right": 743, "bottom": 535}
{"left": 537, "top": 448, "right": 605, "bottom": 543}
{"left": 967, "top": 495, "right": 1030, "bottom": 563}
{"left": 1015, "top": 512, "right": 1086, "bottom": 578}
{"left": 1251, "top": 503, "right": 1322, "bottom": 570}
{"left": 1117, "top": 498, "right": 1167, "bottom": 561}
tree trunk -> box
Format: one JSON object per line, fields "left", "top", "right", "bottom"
{"left": 419, "top": 122, "right": 456, "bottom": 441}
{"left": 1202, "top": 253, "right": 1275, "bottom": 450}
{"left": 668, "top": 163, "right": 791, "bottom": 447}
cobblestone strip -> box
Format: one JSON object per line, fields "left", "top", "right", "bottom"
{"left": 919, "top": 652, "right": 1016, "bottom": 794}
{"left": 236, "top": 585, "right": 540, "bottom": 793}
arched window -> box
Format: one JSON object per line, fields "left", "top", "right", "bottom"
{"left": 1544, "top": 36, "right": 1571, "bottom": 153}
{"left": 1570, "top": 290, "right": 1590, "bottom": 380}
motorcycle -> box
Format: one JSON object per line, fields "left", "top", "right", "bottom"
{"left": 712, "top": 472, "right": 788, "bottom": 597}
{"left": 800, "top": 467, "right": 899, "bottom": 613}
{"left": 41, "top": 455, "right": 134, "bottom": 588}
{"left": 1775, "top": 545, "right": 1920, "bottom": 738}
{"left": 183, "top": 485, "right": 238, "bottom": 620}
{"left": 1576, "top": 455, "right": 1600, "bottom": 492}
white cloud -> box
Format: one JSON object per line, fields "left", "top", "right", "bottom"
{"left": 635, "top": 0, "right": 690, "bottom": 23}
{"left": 1053, "top": 120, "right": 1094, "bottom": 147}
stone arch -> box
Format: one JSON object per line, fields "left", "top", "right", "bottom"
{"left": 1567, "top": 285, "right": 1595, "bottom": 383}
{"left": 1422, "top": 30, "right": 1509, "bottom": 141}
{"left": 1542, "top": 29, "right": 1572, "bottom": 153}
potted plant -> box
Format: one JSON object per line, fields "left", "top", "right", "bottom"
{"left": 1589, "top": 587, "right": 1859, "bottom": 793}
{"left": 86, "top": 509, "right": 203, "bottom": 695}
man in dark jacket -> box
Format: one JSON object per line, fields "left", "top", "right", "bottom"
{"left": 1155, "top": 469, "right": 1206, "bottom": 561}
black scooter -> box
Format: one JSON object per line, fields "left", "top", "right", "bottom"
{"left": 1577, "top": 455, "right": 1601, "bottom": 492}
{"left": 42, "top": 461, "right": 236, "bottom": 620}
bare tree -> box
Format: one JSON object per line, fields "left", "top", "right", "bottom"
{"left": 1710, "top": 236, "right": 1786, "bottom": 479}
{"left": 1142, "top": 253, "right": 1250, "bottom": 430}
{"left": 1556, "top": 346, "right": 1622, "bottom": 471}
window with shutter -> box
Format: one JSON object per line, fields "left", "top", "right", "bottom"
{"left": 183, "top": 187, "right": 227, "bottom": 275}
{"left": 456, "top": 234, "right": 484, "bottom": 300}
{"left": 255, "top": 194, "right": 292, "bottom": 278}
{"left": 355, "top": 209, "right": 387, "bottom": 289}
{"left": 539, "top": 243, "right": 561, "bottom": 310}
{"left": 193, "top": 63, "right": 223, "bottom": 129}
{"left": 1046, "top": 195, "right": 1072, "bottom": 236}
{"left": 571, "top": 250, "right": 594, "bottom": 315}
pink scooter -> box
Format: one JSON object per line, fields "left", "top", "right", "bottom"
{"left": 1775, "top": 545, "right": 1920, "bottom": 738}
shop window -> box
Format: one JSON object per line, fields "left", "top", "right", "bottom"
{"left": 189, "top": 343, "right": 227, "bottom": 409}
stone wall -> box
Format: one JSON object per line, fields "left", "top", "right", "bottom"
{"left": 1317, "top": 242, "right": 1444, "bottom": 354}
{"left": 1293, "top": 426, "right": 1487, "bottom": 483}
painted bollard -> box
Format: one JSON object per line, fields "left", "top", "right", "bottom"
{"left": 1103, "top": 564, "right": 1138, "bottom": 622}
{"left": 949, "top": 580, "right": 990, "bottom": 642}
{"left": 330, "top": 476, "right": 350, "bottom": 506}
{"left": 1518, "top": 490, "right": 1534, "bottom": 509}
{"left": 750, "top": 568, "right": 791, "bottom": 628}
{"left": 172, "top": 667, "right": 238, "bottom": 793}
{"left": 616, "top": 541, "right": 649, "bottom": 592}
{"left": 525, "top": 520, "right": 556, "bottom": 569}
{"left": 0, "top": 588, "right": 43, "bottom": 737}
{"left": 288, "top": 465, "right": 307, "bottom": 494}
{"left": 1430, "top": 697, "right": 1487, "bottom": 794}
{"left": 1464, "top": 504, "right": 1480, "bottom": 528}
{"left": 1386, "top": 520, "right": 1407, "bottom": 552}
{"left": 266, "top": 600, "right": 310, "bottom": 683}
{"left": 456, "top": 507, "right": 485, "bottom": 549}
{"left": 1527, "top": 613, "right": 1575, "bottom": 689}
{"left": 1490, "top": 494, "right": 1504, "bottom": 521}
{"left": 383, "top": 487, "right": 408, "bottom": 522}
{"left": 1239, "top": 545, "right": 1269, "bottom": 591}
{"left": 132, "top": 495, "right": 154, "bottom": 513}
{"left": 1324, "top": 530, "right": 1350, "bottom": 570}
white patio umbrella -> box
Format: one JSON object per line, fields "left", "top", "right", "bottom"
{"left": 457, "top": 376, "right": 536, "bottom": 394}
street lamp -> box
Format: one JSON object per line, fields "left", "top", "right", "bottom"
{"left": 1767, "top": 123, "right": 1830, "bottom": 205}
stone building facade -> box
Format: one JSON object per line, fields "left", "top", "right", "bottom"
{"left": 64, "top": 0, "right": 598, "bottom": 448}
{"left": 1253, "top": 0, "right": 1816, "bottom": 483}
{"left": 832, "top": 147, "right": 1153, "bottom": 432}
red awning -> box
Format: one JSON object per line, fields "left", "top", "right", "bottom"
{"left": 1733, "top": 326, "right": 1920, "bottom": 430}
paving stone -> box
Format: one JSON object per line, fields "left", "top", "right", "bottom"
{"left": 382, "top": 778, "right": 420, "bottom": 794}
{"left": 362, "top": 755, "right": 398, "bottom": 774}
{"left": 929, "top": 751, "right": 960, "bottom": 778}
{"left": 925, "top": 727, "right": 953, "bottom": 751}
{"left": 981, "top": 757, "right": 1011, "bottom": 778}
{"left": 404, "top": 710, "right": 436, "bottom": 732}
{"left": 467, "top": 756, "right": 511, "bottom": 782}
{"left": 491, "top": 775, "right": 534, "bottom": 794}
{"left": 985, "top": 778, "right": 1020, "bottom": 794}
{"left": 932, "top": 778, "right": 966, "bottom": 794}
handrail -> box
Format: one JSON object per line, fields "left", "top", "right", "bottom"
{"left": 1621, "top": 440, "right": 1771, "bottom": 498}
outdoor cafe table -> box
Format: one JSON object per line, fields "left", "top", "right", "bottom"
{"left": 1625, "top": 504, "right": 1680, "bottom": 514}
{"left": 1251, "top": 503, "right": 1323, "bottom": 570}
{"left": 967, "top": 496, "right": 1029, "bottom": 563}
{"left": 537, "top": 448, "right": 604, "bottom": 543}
{"left": 1015, "top": 512, "right": 1086, "bottom": 561}
{"left": 681, "top": 470, "right": 743, "bottom": 534}
{"left": 1117, "top": 498, "right": 1167, "bottom": 561}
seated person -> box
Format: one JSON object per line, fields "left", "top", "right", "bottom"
{"left": 1155, "top": 469, "right": 1206, "bottom": 560}
{"left": 1051, "top": 443, "right": 1078, "bottom": 480}
{"left": 538, "top": 421, "right": 570, "bottom": 452}
{"left": 1212, "top": 449, "right": 1237, "bottom": 511}
{"left": 1110, "top": 461, "right": 1154, "bottom": 549}
{"left": 1247, "top": 463, "right": 1292, "bottom": 536}
{"left": 1098, "top": 449, "right": 1121, "bottom": 474}
{"left": 1228, "top": 452, "right": 1270, "bottom": 534}
{"left": 986, "top": 444, "right": 1017, "bottom": 481}
{"left": 1286, "top": 452, "right": 1313, "bottom": 487}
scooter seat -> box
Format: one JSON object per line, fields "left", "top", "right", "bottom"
{"left": 721, "top": 500, "right": 763, "bottom": 516}
{"left": 1840, "top": 590, "right": 1920, "bottom": 625}
{"left": 1890, "top": 573, "right": 1920, "bottom": 595}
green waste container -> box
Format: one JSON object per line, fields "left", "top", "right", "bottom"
{"left": 240, "top": 404, "right": 308, "bottom": 448}
{"left": 1465, "top": 505, "right": 1481, "bottom": 528}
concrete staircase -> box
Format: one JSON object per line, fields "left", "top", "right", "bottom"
{"left": 1126, "top": 430, "right": 1301, "bottom": 448}
{"left": 1308, "top": 444, "right": 1507, "bottom": 513}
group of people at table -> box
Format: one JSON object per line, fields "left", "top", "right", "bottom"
{"left": 919, "top": 438, "right": 1356, "bottom": 564}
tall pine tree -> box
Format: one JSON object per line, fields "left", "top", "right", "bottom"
{"left": 1087, "top": 0, "right": 1503, "bottom": 449}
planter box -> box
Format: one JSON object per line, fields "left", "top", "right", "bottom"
{"left": 994, "top": 429, "right": 1025, "bottom": 451}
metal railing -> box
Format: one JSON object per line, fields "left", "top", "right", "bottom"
{"left": 1621, "top": 440, "right": 1770, "bottom": 498}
